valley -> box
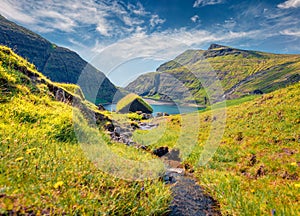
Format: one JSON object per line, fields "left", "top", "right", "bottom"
{"left": 0, "top": 11, "right": 299, "bottom": 216}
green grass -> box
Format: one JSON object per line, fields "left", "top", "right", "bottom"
{"left": 54, "top": 82, "right": 85, "bottom": 100}
{"left": 0, "top": 46, "right": 171, "bottom": 215}
{"left": 133, "top": 81, "right": 300, "bottom": 215}
{"left": 116, "top": 93, "right": 153, "bottom": 113}
{"left": 199, "top": 94, "right": 260, "bottom": 113}
{"left": 133, "top": 117, "right": 180, "bottom": 151}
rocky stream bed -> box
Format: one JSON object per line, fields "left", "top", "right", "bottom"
{"left": 162, "top": 150, "right": 221, "bottom": 216}
{"left": 106, "top": 119, "right": 221, "bottom": 216}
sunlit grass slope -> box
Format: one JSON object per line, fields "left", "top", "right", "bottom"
{"left": 133, "top": 81, "right": 300, "bottom": 215}
{"left": 0, "top": 46, "right": 170, "bottom": 215}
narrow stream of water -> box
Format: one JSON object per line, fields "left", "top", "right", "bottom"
{"left": 161, "top": 150, "right": 221, "bottom": 216}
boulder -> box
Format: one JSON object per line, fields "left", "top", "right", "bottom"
{"left": 116, "top": 93, "right": 153, "bottom": 114}
{"left": 98, "top": 104, "right": 105, "bottom": 110}
{"left": 252, "top": 89, "right": 263, "bottom": 95}
{"left": 141, "top": 113, "right": 153, "bottom": 120}
{"left": 153, "top": 146, "right": 169, "bottom": 157}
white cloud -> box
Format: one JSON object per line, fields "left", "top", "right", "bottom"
{"left": 128, "top": 2, "right": 149, "bottom": 16}
{"left": 0, "top": 0, "right": 163, "bottom": 37}
{"left": 280, "top": 29, "right": 300, "bottom": 37}
{"left": 90, "top": 28, "right": 261, "bottom": 74}
{"left": 193, "top": 0, "right": 224, "bottom": 8}
{"left": 0, "top": 0, "right": 35, "bottom": 24}
{"left": 191, "top": 15, "right": 200, "bottom": 23}
{"left": 150, "top": 15, "right": 166, "bottom": 27}
{"left": 96, "top": 17, "right": 111, "bottom": 36}
{"left": 278, "top": 0, "right": 300, "bottom": 9}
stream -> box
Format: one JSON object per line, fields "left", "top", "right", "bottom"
{"left": 109, "top": 120, "right": 221, "bottom": 215}
{"left": 161, "top": 150, "right": 221, "bottom": 216}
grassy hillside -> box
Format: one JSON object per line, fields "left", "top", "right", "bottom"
{"left": 126, "top": 44, "right": 300, "bottom": 105}
{"left": 133, "top": 81, "right": 300, "bottom": 215}
{"left": 0, "top": 15, "right": 119, "bottom": 104}
{"left": 0, "top": 46, "right": 170, "bottom": 215}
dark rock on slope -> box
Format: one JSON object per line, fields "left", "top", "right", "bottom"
{"left": 0, "top": 15, "right": 118, "bottom": 104}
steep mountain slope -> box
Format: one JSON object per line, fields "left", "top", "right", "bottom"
{"left": 0, "top": 45, "right": 170, "bottom": 214}
{"left": 0, "top": 15, "right": 118, "bottom": 104}
{"left": 126, "top": 44, "right": 300, "bottom": 105}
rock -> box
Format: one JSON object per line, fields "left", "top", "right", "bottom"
{"left": 139, "top": 122, "right": 147, "bottom": 127}
{"left": 116, "top": 93, "right": 153, "bottom": 114}
{"left": 156, "top": 112, "right": 169, "bottom": 117}
{"left": 130, "top": 122, "right": 139, "bottom": 129}
{"left": 249, "top": 154, "right": 257, "bottom": 166}
{"left": 184, "top": 163, "right": 194, "bottom": 173}
{"left": 141, "top": 113, "right": 152, "bottom": 120}
{"left": 114, "top": 127, "right": 121, "bottom": 137}
{"left": 163, "top": 149, "right": 181, "bottom": 161}
{"left": 156, "top": 112, "right": 163, "bottom": 117}
{"left": 252, "top": 89, "right": 263, "bottom": 95}
{"left": 166, "top": 160, "right": 183, "bottom": 169}
{"left": 138, "top": 122, "right": 158, "bottom": 130}
{"left": 256, "top": 165, "right": 266, "bottom": 178}
{"left": 140, "top": 145, "right": 148, "bottom": 150}
{"left": 153, "top": 146, "right": 169, "bottom": 157}
{"left": 98, "top": 104, "right": 105, "bottom": 110}
{"left": 55, "top": 89, "right": 66, "bottom": 102}
{"left": 104, "top": 122, "right": 114, "bottom": 132}
{"left": 236, "top": 132, "right": 243, "bottom": 141}
{"left": 122, "top": 132, "right": 133, "bottom": 138}
{"left": 167, "top": 168, "right": 184, "bottom": 174}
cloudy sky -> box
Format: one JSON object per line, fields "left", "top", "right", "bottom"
{"left": 1, "top": 0, "right": 300, "bottom": 86}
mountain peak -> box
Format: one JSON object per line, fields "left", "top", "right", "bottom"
{"left": 208, "top": 44, "right": 228, "bottom": 50}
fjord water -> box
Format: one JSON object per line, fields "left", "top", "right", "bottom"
{"left": 104, "top": 104, "right": 202, "bottom": 115}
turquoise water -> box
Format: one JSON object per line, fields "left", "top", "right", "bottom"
{"left": 103, "top": 104, "right": 203, "bottom": 115}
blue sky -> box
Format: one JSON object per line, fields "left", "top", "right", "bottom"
{"left": 1, "top": 0, "right": 300, "bottom": 86}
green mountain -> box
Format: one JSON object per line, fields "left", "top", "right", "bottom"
{"left": 126, "top": 44, "right": 300, "bottom": 105}
{"left": 0, "top": 15, "right": 119, "bottom": 104}
{"left": 0, "top": 45, "right": 170, "bottom": 214}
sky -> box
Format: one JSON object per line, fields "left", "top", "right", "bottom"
{"left": 0, "top": 0, "right": 300, "bottom": 86}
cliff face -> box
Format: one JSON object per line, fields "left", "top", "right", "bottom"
{"left": 0, "top": 15, "right": 118, "bottom": 104}
{"left": 126, "top": 44, "right": 300, "bottom": 105}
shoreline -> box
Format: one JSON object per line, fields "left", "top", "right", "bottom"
{"left": 143, "top": 98, "right": 176, "bottom": 106}
{"left": 143, "top": 98, "right": 205, "bottom": 108}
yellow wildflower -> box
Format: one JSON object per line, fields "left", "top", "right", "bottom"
{"left": 295, "top": 183, "right": 300, "bottom": 188}
{"left": 26, "top": 148, "right": 37, "bottom": 154}
{"left": 290, "top": 162, "right": 297, "bottom": 166}
{"left": 54, "top": 181, "right": 64, "bottom": 189}
{"left": 15, "top": 157, "right": 24, "bottom": 162}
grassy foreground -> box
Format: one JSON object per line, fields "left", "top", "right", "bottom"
{"left": 0, "top": 46, "right": 171, "bottom": 215}
{"left": 133, "top": 82, "right": 300, "bottom": 215}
